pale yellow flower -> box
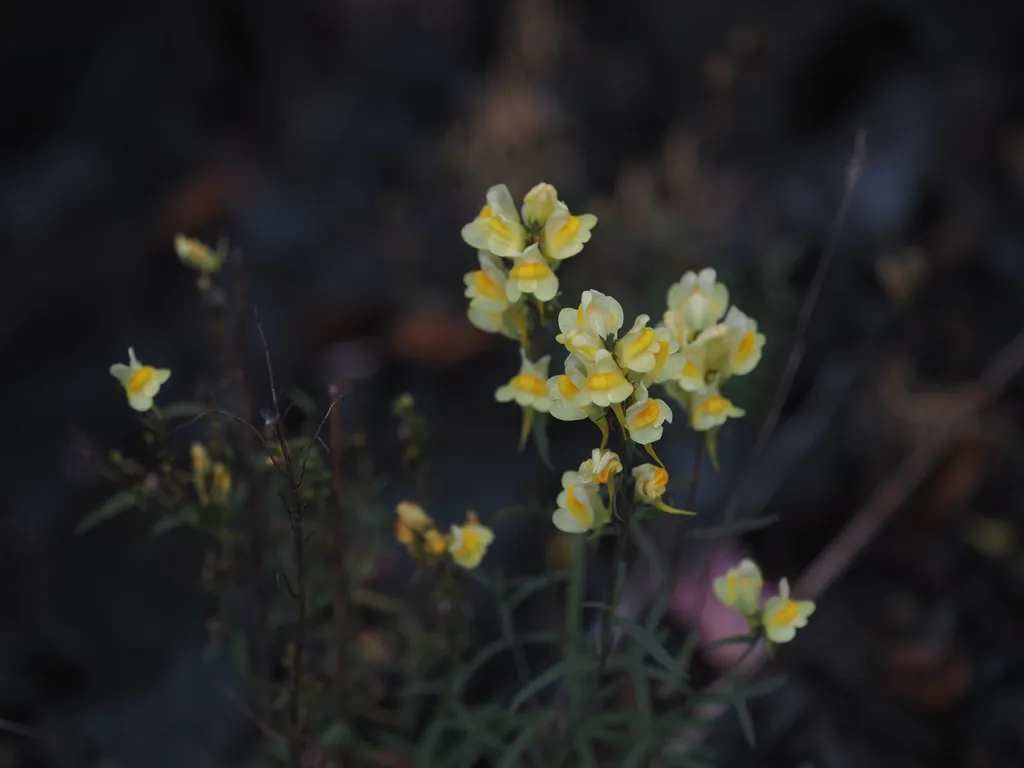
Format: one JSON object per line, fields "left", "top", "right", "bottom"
{"left": 448, "top": 511, "right": 495, "bottom": 569}
{"left": 578, "top": 449, "right": 623, "bottom": 485}
{"left": 625, "top": 383, "right": 673, "bottom": 444}
{"left": 464, "top": 251, "right": 510, "bottom": 312}
{"left": 666, "top": 267, "right": 729, "bottom": 336}
{"left": 109, "top": 347, "right": 171, "bottom": 412}
{"left": 762, "top": 578, "right": 815, "bottom": 644}
{"left": 467, "top": 305, "right": 520, "bottom": 340}
{"left": 639, "top": 332, "right": 687, "bottom": 387}
{"left": 632, "top": 463, "right": 669, "bottom": 503}
{"left": 580, "top": 349, "right": 633, "bottom": 408}
{"left": 723, "top": 306, "right": 766, "bottom": 376}
{"left": 688, "top": 387, "right": 745, "bottom": 432}
{"left": 615, "top": 314, "right": 675, "bottom": 374}
{"left": 552, "top": 471, "right": 606, "bottom": 534}
{"left": 712, "top": 559, "right": 764, "bottom": 618}
{"left": 396, "top": 501, "right": 433, "bottom": 539}
{"left": 174, "top": 235, "right": 227, "bottom": 275}
{"left": 210, "top": 463, "right": 232, "bottom": 506}
{"left": 547, "top": 356, "right": 594, "bottom": 422}
{"left": 190, "top": 442, "right": 212, "bottom": 506}
{"left": 495, "top": 351, "right": 551, "bottom": 411}
{"left": 559, "top": 290, "right": 624, "bottom": 340}
{"left": 540, "top": 201, "right": 598, "bottom": 261}
{"left": 521, "top": 182, "right": 558, "bottom": 227}
{"left": 461, "top": 184, "right": 526, "bottom": 256}
{"left": 506, "top": 244, "right": 558, "bottom": 302}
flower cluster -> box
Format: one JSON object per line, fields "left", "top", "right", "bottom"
{"left": 462, "top": 184, "right": 597, "bottom": 342}
{"left": 395, "top": 502, "right": 495, "bottom": 570}
{"left": 552, "top": 449, "right": 622, "bottom": 534}
{"left": 713, "top": 559, "right": 815, "bottom": 645}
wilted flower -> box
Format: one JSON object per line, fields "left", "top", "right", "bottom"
{"left": 580, "top": 349, "right": 634, "bottom": 407}
{"left": 625, "top": 384, "right": 673, "bottom": 444}
{"left": 109, "top": 347, "right": 171, "bottom": 412}
{"left": 506, "top": 244, "right": 559, "bottom": 302}
{"left": 713, "top": 559, "right": 764, "bottom": 618}
{"left": 762, "top": 578, "right": 815, "bottom": 644}
{"left": 495, "top": 351, "right": 551, "bottom": 412}
{"left": 540, "top": 201, "right": 598, "bottom": 261}
{"left": 521, "top": 182, "right": 559, "bottom": 228}
{"left": 632, "top": 463, "right": 669, "bottom": 503}
{"left": 578, "top": 449, "right": 623, "bottom": 485}
{"left": 448, "top": 511, "right": 495, "bottom": 569}
{"left": 553, "top": 471, "right": 607, "bottom": 534}
{"left": 461, "top": 184, "right": 527, "bottom": 256}
{"left": 464, "top": 251, "right": 510, "bottom": 312}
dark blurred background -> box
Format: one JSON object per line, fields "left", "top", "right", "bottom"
{"left": 4, "top": 0, "right": 1024, "bottom": 765}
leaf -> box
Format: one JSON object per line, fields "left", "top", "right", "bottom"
{"left": 76, "top": 490, "right": 138, "bottom": 534}
{"left": 532, "top": 410, "right": 553, "bottom": 469}
{"left": 629, "top": 521, "right": 666, "bottom": 583}
{"left": 498, "top": 712, "right": 552, "bottom": 768}
{"left": 319, "top": 720, "right": 351, "bottom": 748}
{"left": 576, "top": 734, "right": 599, "bottom": 768}
{"left": 454, "top": 703, "right": 508, "bottom": 754}
{"left": 689, "top": 515, "right": 778, "bottom": 539}
{"left": 509, "top": 657, "right": 594, "bottom": 713}
{"left": 455, "top": 631, "right": 559, "bottom": 695}
{"left": 620, "top": 737, "right": 655, "bottom": 768}
{"left": 611, "top": 616, "right": 683, "bottom": 676}
{"left": 150, "top": 515, "right": 185, "bottom": 536}
{"left": 506, "top": 571, "right": 569, "bottom": 611}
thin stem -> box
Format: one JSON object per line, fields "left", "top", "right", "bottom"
{"left": 327, "top": 384, "right": 349, "bottom": 719}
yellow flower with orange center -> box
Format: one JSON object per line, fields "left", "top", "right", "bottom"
{"left": 540, "top": 201, "right": 598, "bottom": 261}
{"left": 762, "top": 578, "right": 815, "bottom": 644}
{"left": 578, "top": 449, "right": 623, "bottom": 485}
{"left": 448, "top": 511, "right": 495, "bottom": 569}
{"left": 712, "top": 559, "right": 764, "bottom": 618}
{"left": 689, "top": 387, "right": 745, "bottom": 432}
{"left": 464, "top": 251, "right": 510, "bottom": 312}
{"left": 505, "top": 244, "right": 558, "bottom": 302}
{"left": 632, "top": 463, "right": 669, "bottom": 503}
{"left": 461, "top": 184, "right": 526, "bottom": 256}
{"left": 495, "top": 350, "right": 551, "bottom": 411}
{"left": 625, "top": 384, "right": 673, "bottom": 444}
{"left": 552, "top": 471, "right": 607, "bottom": 534}
{"left": 580, "top": 349, "right": 633, "bottom": 408}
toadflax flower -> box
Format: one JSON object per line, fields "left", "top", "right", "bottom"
{"left": 521, "top": 182, "right": 559, "bottom": 228}
{"left": 540, "top": 201, "right": 598, "bottom": 261}
{"left": 688, "top": 387, "right": 745, "bottom": 432}
{"left": 664, "top": 267, "right": 729, "bottom": 339}
{"left": 209, "top": 463, "right": 232, "bottom": 506}
{"left": 495, "top": 350, "right": 551, "bottom": 412}
{"left": 506, "top": 244, "right": 559, "bottom": 302}
{"left": 578, "top": 448, "right": 623, "bottom": 485}
{"left": 464, "top": 251, "right": 511, "bottom": 312}
{"left": 580, "top": 349, "right": 634, "bottom": 407}
{"left": 625, "top": 383, "right": 673, "bottom": 444}
{"left": 632, "top": 463, "right": 669, "bottom": 503}
{"left": 448, "top": 511, "right": 495, "bottom": 569}
{"left": 723, "top": 306, "right": 766, "bottom": 376}
{"left": 713, "top": 559, "right": 764, "bottom": 619}
{"left": 557, "top": 290, "right": 624, "bottom": 358}
{"left": 553, "top": 471, "right": 607, "bottom": 534}
{"left": 109, "top": 347, "right": 171, "bottom": 412}
{"left": 615, "top": 315, "right": 674, "bottom": 375}
{"left": 547, "top": 356, "right": 596, "bottom": 422}
{"left": 762, "top": 578, "right": 815, "bottom": 644}
{"left": 395, "top": 501, "right": 447, "bottom": 561}
{"left": 461, "top": 184, "right": 527, "bottom": 256}
{"left": 175, "top": 234, "right": 227, "bottom": 279}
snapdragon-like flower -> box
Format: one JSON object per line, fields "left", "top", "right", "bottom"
{"left": 521, "top": 182, "right": 559, "bottom": 228}
{"left": 625, "top": 383, "right": 673, "bottom": 444}
{"left": 632, "top": 463, "right": 669, "bottom": 503}
{"left": 547, "top": 356, "right": 595, "bottom": 421}
{"left": 467, "top": 305, "right": 521, "bottom": 340}
{"left": 615, "top": 315, "right": 671, "bottom": 375}
{"left": 506, "top": 244, "right": 559, "bottom": 302}
{"left": 723, "top": 306, "right": 766, "bottom": 376}
{"left": 540, "top": 201, "right": 598, "bottom": 261}
{"left": 559, "top": 290, "right": 624, "bottom": 343}
{"left": 688, "top": 387, "right": 745, "bottom": 432}
{"left": 762, "top": 578, "right": 815, "bottom": 644}
{"left": 640, "top": 331, "right": 687, "bottom": 387}
{"left": 395, "top": 501, "right": 448, "bottom": 561}
{"left": 175, "top": 235, "right": 227, "bottom": 285}
{"left": 553, "top": 471, "right": 607, "bottom": 534}
{"left": 448, "top": 511, "right": 495, "bottom": 569}
{"left": 464, "top": 251, "right": 510, "bottom": 312}
{"left": 461, "top": 184, "right": 527, "bottom": 256}
{"left": 109, "top": 347, "right": 171, "bottom": 412}
{"left": 578, "top": 448, "right": 623, "bottom": 485}
{"left": 580, "top": 349, "right": 634, "bottom": 407}
{"left": 665, "top": 267, "right": 729, "bottom": 339}
{"left": 713, "top": 559, "right": 764, "bottom": 618}
{"left": 495, "top": 351, "right": 551, "bottom": 412}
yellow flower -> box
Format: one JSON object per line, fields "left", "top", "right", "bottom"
{"left": 580, "top": 349, "right": 634, "bottom": 408}
{"left": 666, "top": 267, "right": 729, "bottom": 336}
{"left": 615, "top": 315, "right": 676, "bottom": 375}
{"left": 640, "top": 333, "right": 687, "bottom": 387}
{"left": 540, "top": 201, "right": 598, "bottom": 261}
{"left": 723, "top": 306, "right": 765, "bottom": 376}
{"left": 762, "top": 578, "right": 815, "bottom": 644}
{"left": 191, "top": 442, "right": 212, "bottom": 505}
{"left": 109, "top": 347, "right": 171, "bottom": 412}
{"left": 210, "top": 463, "right": 232, "bottom": 505}
{"left": 496, "top": 351, "right": 551, "bottom": 411}
{"left": 448, "top": 511, "right": 495, "bottom": 569}
{"left": 688, "top": 387, "right": 745, "bottom": 432}
{"left": 632, "top": 463, "right": 669, "bottom": 503}
{"left": 464, "top": 251, "right": 510, "bottom": 312}
{"left": 521, "top": 182, "right": 559, "bottom": 227}
{"left": 553, "top": 471, "right": 607, "bottom": 534}
{"left": 461, "top": 184, "right": 527, "bottom": 256}
{"left": 424, "top": 529, "right": 448, "bottom": 557}
{"left": 467, "top": 304, "right": 520, "bottom": 340}
{"left": 547, "top": 356, "right": 596, "bottom": 422}
{"left": 396, "top": 501, "right": 433, "bottom": 541}
{"left": 174, "top": 235, "right": 227, "bottom": 275}
{"left": 712, "top": 559, "right": 764, "bottom": 618}
{"left": 559, "top": 290, "right": 624, "bottom": 342}
{"left": 506, "top": 244, "right": 559, "bottom": 302}
{"left": 625, "top": 384, "right": 673, "bottom": 444}
{"left": 578, "top": 449, "right": 623, "bottom": 485}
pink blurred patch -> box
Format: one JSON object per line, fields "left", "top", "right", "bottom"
{"left": 668, "top": 541, "right": 778, "bottom": 669}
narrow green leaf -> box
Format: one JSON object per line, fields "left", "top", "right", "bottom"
{"left": 705, "top": 428, "right": 720, "bottom": 471}
{"left": 150, "top": 514, "right": 185, "bottom": 536}
{"left": 507, "top": 571, "right": 569, "bottom": 612}
{"left": 611, "top": 616, "right": 682, "bottom": 676}
{"left": 689, "top": 515, "right": 778, "bottom": 539}
{"left": 456, "top": 631, "right": 559, "bottom": 695}
{"left": 532, "top": 410, "right": 553, "bottom": 469}
{"left": 509, "top": 657, "right": 593, "bottom": 713}
{"left": 499, "top": 712, "right": 552, "bottom": 768}
{"left": 76, "top": 490, "right": 138, "bottom": 534}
